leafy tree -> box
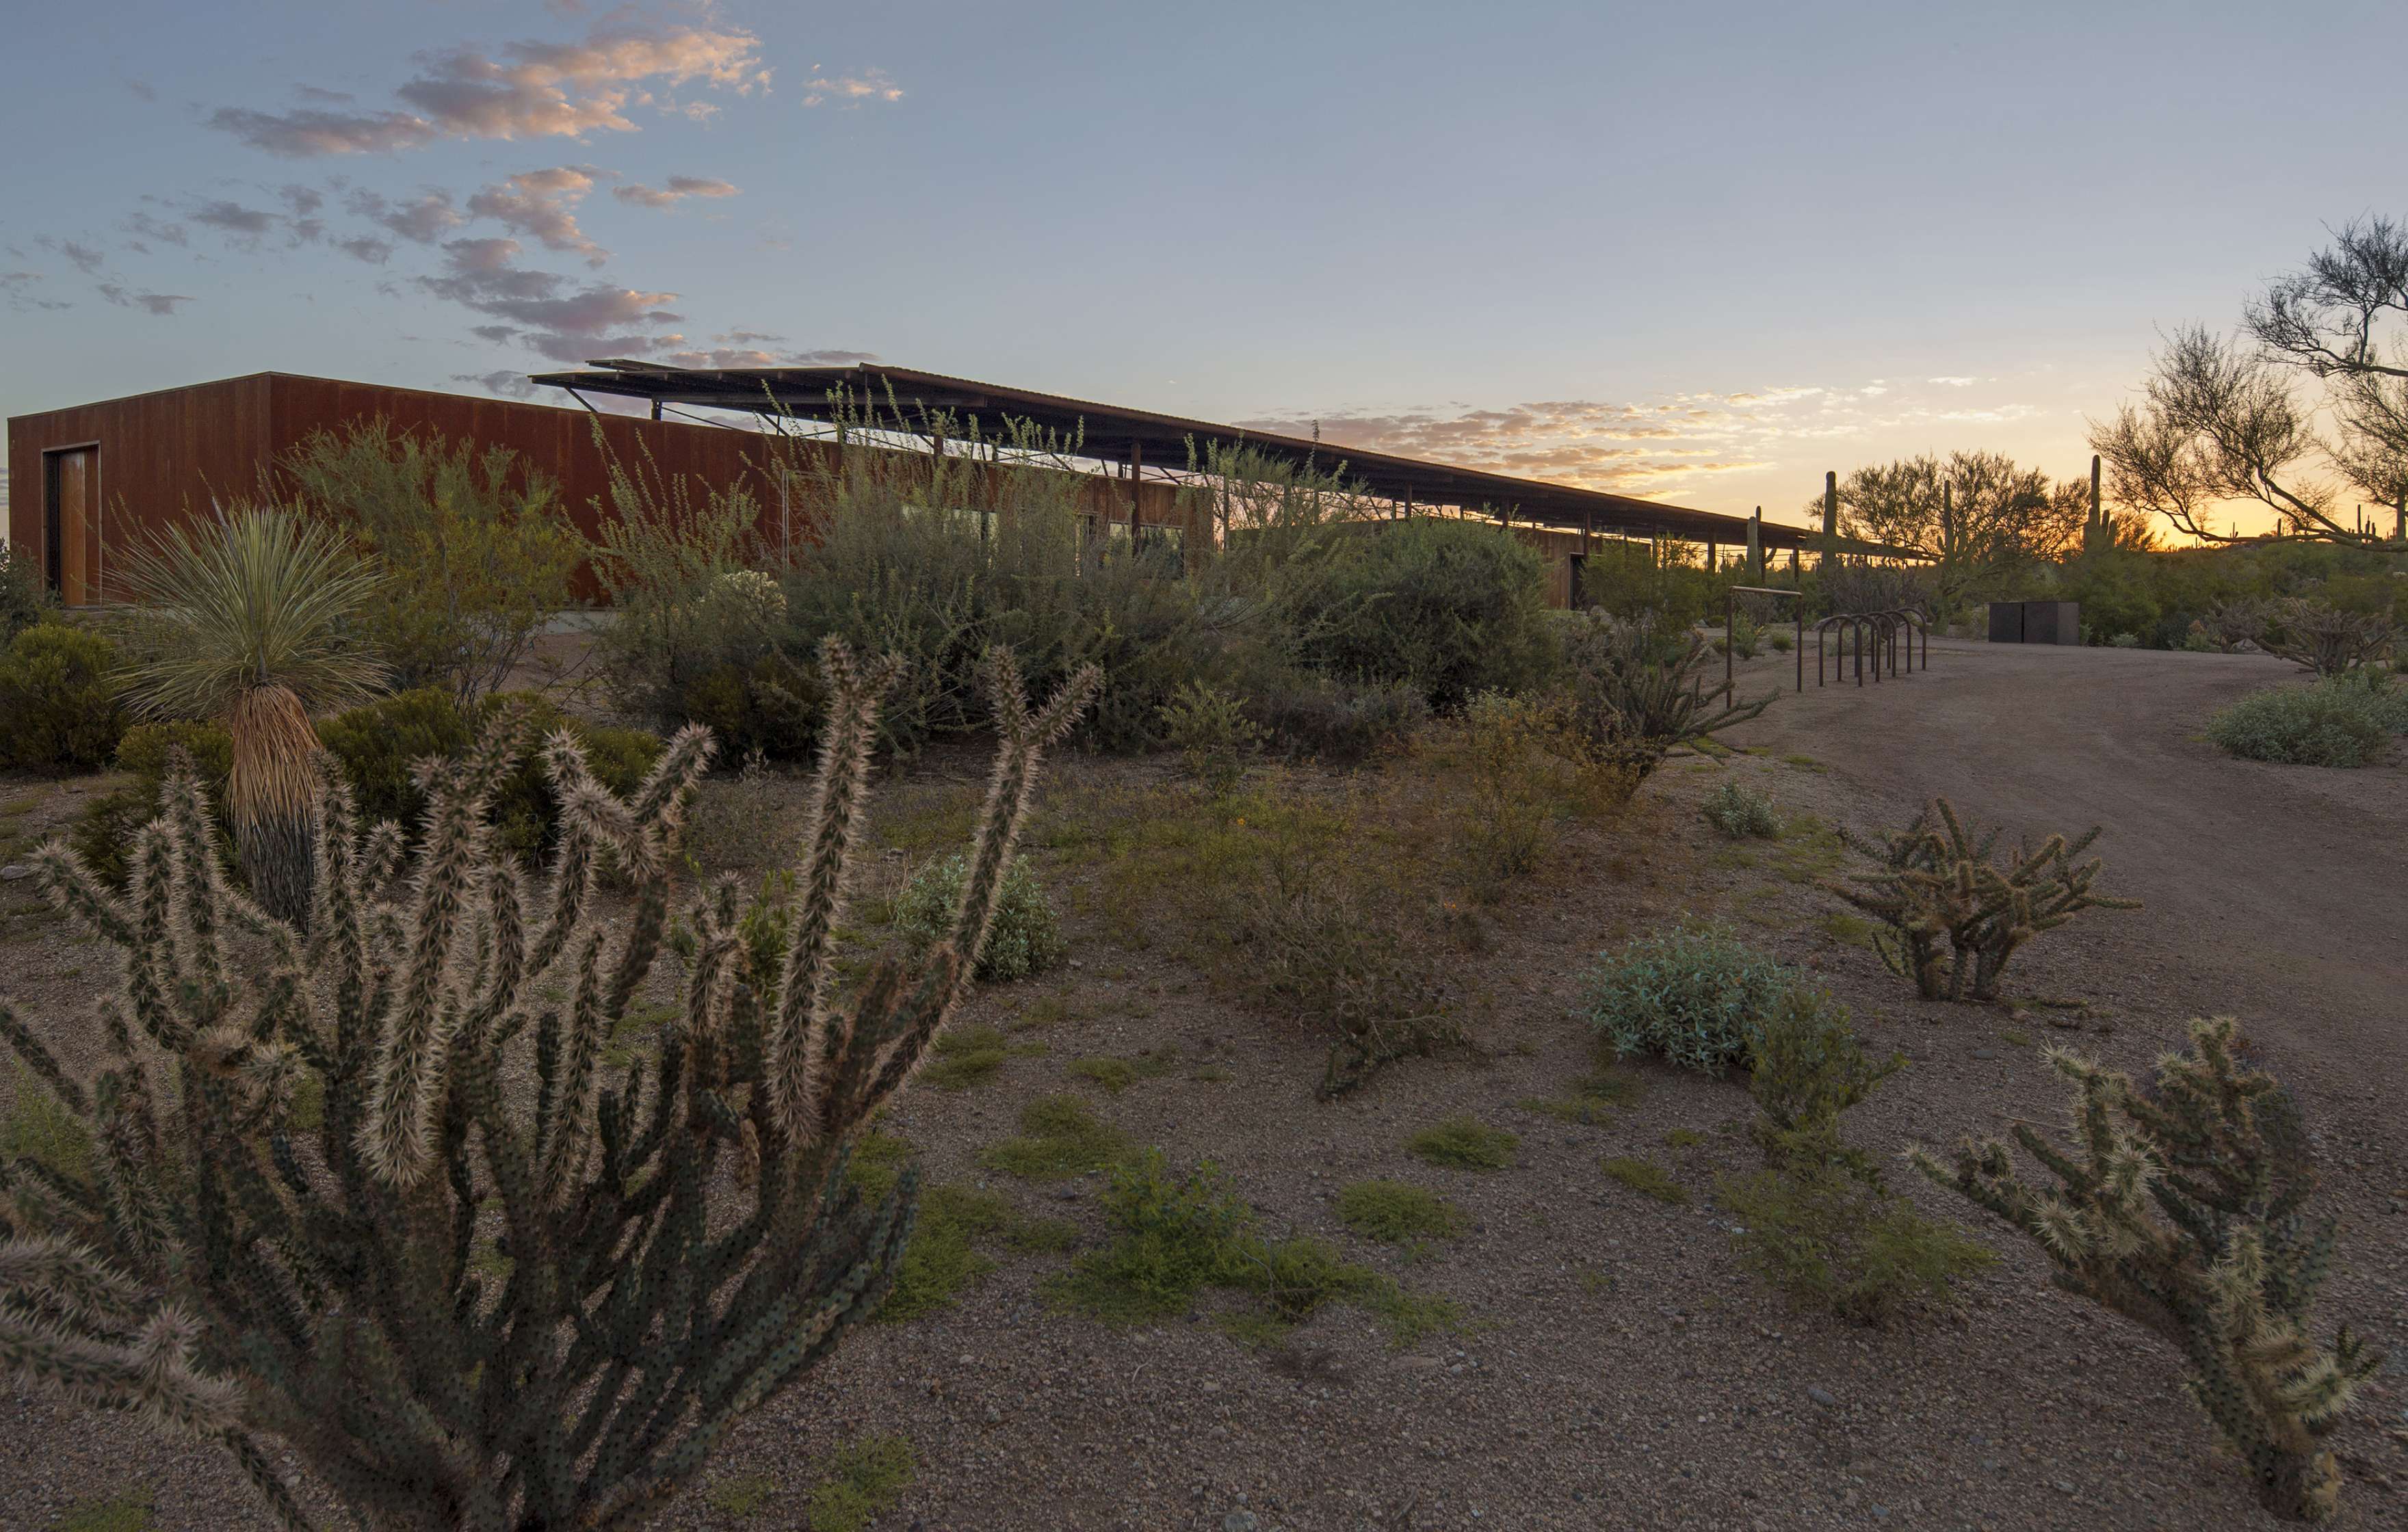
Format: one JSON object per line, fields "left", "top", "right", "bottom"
{"left": 2092, "top": 217, "right": 2408, "bottom": 546}
{"left": 116, "top": 508, "right": 384, "bottom": 924}
{"left": 283, "top": 419, "right": 584, "bottom": 704}
{"left": 1811, "top": 452, "right": 2061, "bottom": 613}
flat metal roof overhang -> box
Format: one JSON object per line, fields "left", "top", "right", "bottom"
{"left": 529, "top": 360, "right": 1902, "bottom": 556}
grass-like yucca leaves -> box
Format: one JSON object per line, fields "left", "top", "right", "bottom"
{"left": 0, "top": 636, "right": 1099, "bottom": 1530}
{"left": 116, "top": 507, "right": 386, "bottom": 923}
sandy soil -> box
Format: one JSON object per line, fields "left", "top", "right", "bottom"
{"left": 2, "top": 637, "right": 2403, "bottom": 1531}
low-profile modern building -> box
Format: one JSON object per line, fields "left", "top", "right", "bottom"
{"left": 10, "top": 363, "right": 1884, "bottom": 608}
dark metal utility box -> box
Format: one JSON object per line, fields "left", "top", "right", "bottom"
{"left": 1987, "top": 602, "right": 2025, "bottom": 643}
{"left": 2021, "top": 600, "right": 2080, "bottom": 645}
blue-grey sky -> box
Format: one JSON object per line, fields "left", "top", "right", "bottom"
{"left": 5, "top": 1, "right": 2403, "bottom": 533}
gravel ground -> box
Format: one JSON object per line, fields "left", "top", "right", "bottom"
{"left": 2, "top": 637, "right": 2403, "bottom": 1531}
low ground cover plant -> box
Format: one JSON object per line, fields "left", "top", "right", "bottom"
{"left": 1828, "top": 797, "right": 2139, "bottom": 1003}
{"left": 2206, "top": 671, "right": 2407, "bottom": 767}
{"left": 1913, "top": 1017, "right": 2384, "bottom": 1522}
{"left": 1335, "top": 1179, "right": 1466, "bottom": 1244}
{"left": 1700, "top": 779, "right": 1780, "bottom": 838}
{"left": 1580, "top": 922, "right": 1796, "bottom": 1072}
{"left": 1406, "top": 1114, "right": 1519, "bottom": 1170}
{"left": 1050, "top": 1150, "right": 1460, "bottom": 1347}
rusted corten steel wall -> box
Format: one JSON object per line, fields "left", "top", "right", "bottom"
{"left": 7, "top": 373, "right": 1201, "bottom": 605}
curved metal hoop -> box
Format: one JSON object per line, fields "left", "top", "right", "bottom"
{"left": 1815, "top": 609, "right": 1931, "bottom": 687}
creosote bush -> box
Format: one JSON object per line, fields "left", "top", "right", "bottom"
{"left": 892, "top": 851, "right": 1067, "bottom": 981}
{"left": 1580, "top": 922, "right": 1795, "bottom": 1073}
{"left": 0, "top": 637, "right": 1099, "bottom": 1530}
{"left": 2206, "top": 673, "right": 2407, "bottom": 767}
{"left": 1717, "top": 990, "right": 1992, "bottom": 1324}
{"left": 1156, "top": 680, "right": 1263, "bottom": 796}
{"left": 1912, "top": 1017, "right": 2383, "bottom": 1522}
{"left": 1827, "top": 799, "right": 2139, "bottom": 1003}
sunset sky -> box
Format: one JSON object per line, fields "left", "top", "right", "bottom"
{"left": 5, "top": 1, "right": 2403, "bottom": 534}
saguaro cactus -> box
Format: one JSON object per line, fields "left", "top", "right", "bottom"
{"left": 1827, "top": 798, "right": 2138, "bottom": 1002}
{"left": 0, "top": 637, "right": 1098, "bottom": 1529}
{"left": 1911, "top": 1018, "right": 2382, "bottom": 1522}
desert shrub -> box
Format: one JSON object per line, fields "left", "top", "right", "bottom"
{"left": 1718, "top": 1167, "right": 1993, "bottom": 1325}
{"left": 1913, "top": 1018, "right": 2383, "bottom": 1521}
{"left": 1580, "top": 923, "right": 1796, "bottom": 1073}
{"left": 1700, "top": 779, "right": 1780, "bottom": 838}
{"left": 772, "top": 408, "right": 1222, "bottom": 755}
{"left": 1744, "top": 988, "right": 1902, "bottom": 1180}
{"left": 283, "top": 419, "right": 582, "bottom": 702}
{"left": 893, "top": 851, "right": 1066, "bottom": 980}
{"left": 1405, "top": 1114, "right": 1518, "bottom": 1170}
{"left": 1718, "top": 988, "right": 1990, "bottom": 1323}
{"left": 2260, "top": 596, "right": 2392, "bottom": 675}
{"left": 0, "top": 622, "right": 124, "bottom": 771}
{"left": 1766, "top": 626, "right": 1795, "bottom": 653}
{"left": 316, "top": 687, "right": 662, "bottom": 861}
{"left": 1556, "top": 610, "right": 1775, "bottom": 791}
{"left": 1281, "top": 517, "right": 1557, "bottom": 709}
{"left": 1443, "top": 690, "right": 1567, "bottom": 893}
{"left": 0, "top": 541, "right": 53, "bottom": 643}
{"left": 672, "top": 647, "right": 822, "bottom": 765}
{"left": 1157, "top": 680, "right": 1263, "bottom": 795}
{"left": 1243, "top": 669, "right": 1428, "bottom": 763}
{"left": 1811, "top": 559, "right": 1929, "bottom": 620}
{"left": 2206, "top": 677, "right": 2400, "bottom": 767}
{"left": 1335, "top": 1180, "right": 1465, "bottom": 1244}
{"left": 70, "top": 722, "right": 237, "bottom": 888}
{"left": 1828, "top": 798, "right": 2139, "bottom": 1002}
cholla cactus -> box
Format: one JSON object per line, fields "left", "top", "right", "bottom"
{"left": 1909, "top": 1018, "right": 2382, "bottom": 1522}
{"left": 0, "top": 637, "right": 1097, "bottom": 1529}
{"left": 1827, "top": 798, "right": 2138, "bottom": 1002}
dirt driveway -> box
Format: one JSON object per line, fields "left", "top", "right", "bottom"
{"left": 1723, "top": 637, "right": 2408, "bottom": 1081}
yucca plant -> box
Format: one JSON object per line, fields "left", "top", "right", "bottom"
{"left": 116, "top": 507, "right": 386, "bottom": 924}
{"left": 0, "top": 637, "right": 1100, "bottom": 1528}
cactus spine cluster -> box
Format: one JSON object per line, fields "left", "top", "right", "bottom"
{"left": 1827, "top": 797, "right": 2139, "bottom": 1002}
{"left": 0, "top": 637, "right": 1098, "bottom": 1530}
{"left": 1911, "top": 1017, "right": 2381, "bottom": 1522}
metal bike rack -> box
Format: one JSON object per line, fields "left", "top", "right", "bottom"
{"left": 1814, "top": 608, "right": 1931, "bottom": 687}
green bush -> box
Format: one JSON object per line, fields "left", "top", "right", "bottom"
{"left": 1744, "top": 988, "right": 1902, "bottom": 1183}
{"left": 2205, "top": 676, "right": 2402, "bottom": 767}
{"left": 1580, "top": 923, "right": 1796, "bottom": 1074}
{"left": 1243, "top": 670, "right": 1429, "bottom": 763}
{"left": 0, "top": 541, "right": 53, "bottom": 643}
{"left": 71, "top": 722, "right": 237, "bottom": 888}
{"left": 1700, "top": 779, "right": 1780, "bottom": 838}
{"left": 1716, "top": 1166, "right": 1994, "bottom": 1325}
{"left": 1335, "top": 1179, "right": 1465, "bottom": 1244}
{"left": 1283, "top": 518, "right": 1557, "bottom": 710}
{"left": 316, "top": 687, "right": 662, "bottom": 859}
{"left": 891, "top": 851, "right": 1066, "bottom": 981}
{"left": 0, "top": 622, "right": 123, "bottom": 770}
{"left": 1157, "top": 680, "right": 1262, "bottom": 795}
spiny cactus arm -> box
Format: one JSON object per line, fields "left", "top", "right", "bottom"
{"left": 0, "top": 1298, "right": 244, "bottom": 1435}
{"left": 0, "top": 1234, "right": 142, "bottom": 1325}
{"left": 359, "top": 754, "right": 490, "bottom": 1189}
{"left": 628, "top": 720, "right": 717, "bottom": 832}
{"left": 537, "top": 934, "right": 608, "bottom": 1203}
{"left": 0, "top": 999, "right": 90, "bottom": 1118}
{"left": 768, "top": 639, "right": 892, "bottom": 1145}
{"left": 25, "top": 835, "right": 137, "bottom": 947}
{"left": 161, "top": 770, "right": 235, "bottom": 1025}
{"left": 217, "top": 1428, "right": 317, "bottom": 1532}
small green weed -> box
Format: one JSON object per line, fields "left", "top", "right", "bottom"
{"left": 1335, "top": 1180, "right": 1465, "bottom": 1244}
{"left": 1781, "top": 753, "right": 1827, "bottom": 772}
{"left": 918, "top": 1024, "right": 1045, "bottom": 1092}
{"left": 1406, "top": 1115, "right": 1519, "bottom": 1171}
{"left": 1818, "top": 911, "right": 1878, "bottom": 949}
{"left": 978, "top": 1095, "right": 1131, "bottom": 1180}
{"left": 3, "top": 1060, "right": 92, "bottom": 1181}
{"left": 56, "top": 1492, "right": 156, "bottom": 1532}
{"left": 804, "top": 1435, "right": 916, "bottom": 1532}
{"left": 1999, "top": 1029, "right": 2032, "bottom": 1048}
{"left": 1190, "top": 1064, "right": 1233, "bottom": 1083}
{"left": 1718, "top": 1168, "right": 1994, "bottom": 1324}
{"left": 1601, "top": 1155, "right": 1687, "bottom": 1204}
{"left": 1066, "top": 1048, "right": 1178, "bottom": 1094}
{"left": 1700, "top": 780, "right": 1780, "bottom": 839}
{"left": 1662, "top": 1128, "right": 1705, "bottom": 1150}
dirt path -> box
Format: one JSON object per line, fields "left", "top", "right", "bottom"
{"left": 1724, "top": 637, "right": 2408, "bottom": 1079}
